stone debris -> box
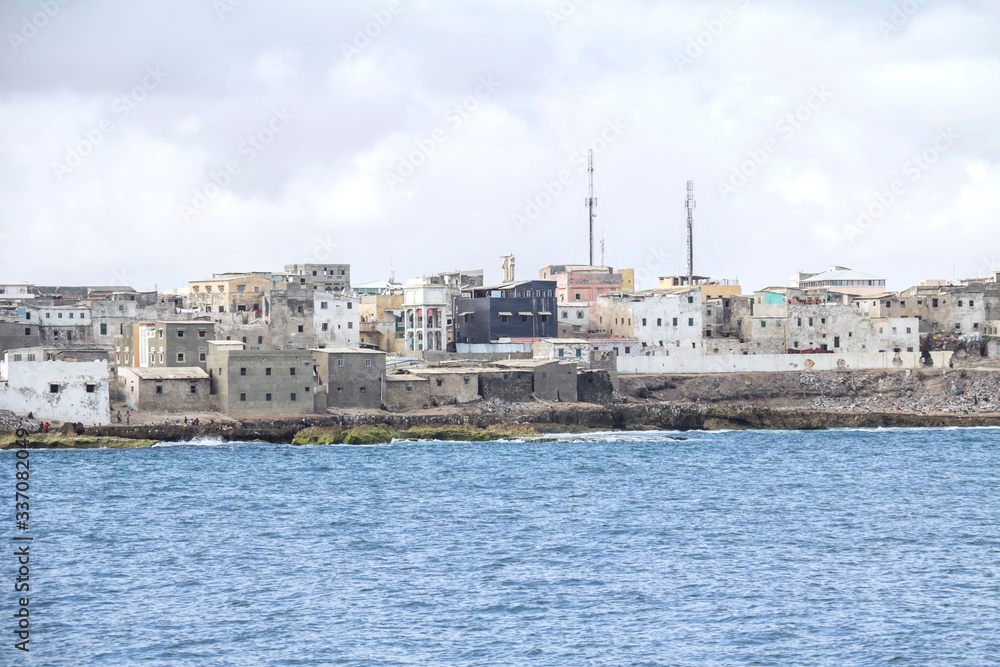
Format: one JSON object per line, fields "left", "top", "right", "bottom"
{"left": 475, "top": 398, "right": 528, "bottom": 414}
{"left": 0, "top": 410, "right": 40, "bottom": 432}
{"left": 807, "top": 370, "right": 1000, "bottom": 414}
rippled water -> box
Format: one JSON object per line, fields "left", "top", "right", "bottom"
{"left": 6, "top": 428, "right": 1000, "bottom": 665}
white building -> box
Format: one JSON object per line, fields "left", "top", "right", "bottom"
{"left": 0, "top": 283, "right": 35, "bottom": 300}
{"left": 0, "top": 348, "right": 110, "bottom": 424}
{"left": 313, "top": 292, "right": 360, "bottom": 349}
{"left": 403, "top": 280, "right": 447, "bottom": 352}
{"left": 596, "top": 288, "right": 703, "bottom": 354}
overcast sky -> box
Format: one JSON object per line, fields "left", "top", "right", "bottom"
{"left": 2, "top": 0, "right": 998, "bottom": 293}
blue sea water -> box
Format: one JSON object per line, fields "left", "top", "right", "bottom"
{"left": 4, "top": 428, "right": 1000, "bottom": 665}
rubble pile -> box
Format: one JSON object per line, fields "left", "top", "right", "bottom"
{"left": 475, "top": 399, "right": 528, "bottom": 414}
{"left": 0, "top": 410, "right": 39, "bottom": 432}
{"left": 808, "top": 371, "right": 1000, "bottom": 414}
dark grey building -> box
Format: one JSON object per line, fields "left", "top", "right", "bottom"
{"left": 313, "top": 348, "right": 385, "bottom": 410}
{"left": 284, "top": 264, "right": 351, "bottom": 294}
{"left": 453, "top": 280, "right": 558, "bottom": 344}
{"left": 207, "top": 342, "right": 319, "bottom": 415}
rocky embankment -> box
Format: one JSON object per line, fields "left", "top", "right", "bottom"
{"left": 3, "top": 402, "right": 999, "bottom": 449}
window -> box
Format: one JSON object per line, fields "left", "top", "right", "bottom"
{"left": 970, "top": 300, "right": 975, "bottom": 307}
{"left": 265, "top": 368, "right": 271, "bottom": 376}
{"left": 58, "top": 313, "right": 63, "bottom": 318}
{"left": 322, "top": 323, "right": 329, "bottom": 331}
{"left": 575, "top": 293, "right": 581, "bottom": 301}
{"left": 688, "top": 296, "right": 694, "bottom": 303}
{"left": 321, "top": 302, "right": 328, "bottom": 309}
{"left": 575, "top": 349, "right": 582, "bottom": 357}
{"left": 258, "top": 336, "right": 263, "bottom": 344}
{"left": 237, "top": 284, "right": 245, "bottom": 293}
{"left": 656, "top": 318, "right": 662, "bottom": 326}
{"left": 337, "top": 359, "right": 344, "bottom": 367}
{"left": 49, "top": 384, "right": 59, "bottom": 394}
{"left": 155, "top": 386, "right": 163, "bottom": 394}
{"left": 24, "top": 328, "right": 31, "bottom": 336}
{"left": 360, "top": 386, "right": 367, "bottom": 393}
{"left": 932, "top": 298, "right": 939, "bottom": 307}
{"left": 642, "top": 318, "right": 647, "bottom": 326}
{"left": 290, "top": 367, "right": 296, "bottom": 375}
{"left": 688, "top": 318, "right": 694, "bottom": 326}
{"left": 266, "top": 393, "right": 272, "bottom": 401}
{"left": 906, "top": 327, "right": 911, "bottom": 334}
{"left": 558, "top": 349, "right": 564, "bottom": 357}
{"left": 297, "top": 325, "right": 304, "bottom": 333}
{"left": 45, "top": 313, "right": 50, "bottom": 318}
{"left": 958, "top": 300, "right": 964, "bottom": 307}
{"left": 240, "top": 393, "right": 246, "bottom": 401}
{"left": 625, "top": 347, "right": 631, "bottom": 354}
{"left": 436, "top": 379, "right": 443, "bottom": 387}
{"left": 347, "top": 322, "right": 353, "bottom": 329}
{"left": 576, "top": 311, "right": 583, "bottom": 319}
{"left": 200, "top": 353, "right": 206, "bottom": 361}
{"left": 406, "top": 386, "right": 412, "bottom": 392}
{"left": 241, "top": 368, "right": 247, "bottom": 376}
{"left": 199, "top": 329, "right": 207, "bottom": 338}
{"left": 761, "top": 321, "right": 766, "bottom": 327}
{"left": 365, "top": 359, "right": 372, "bottom": 367}
{"left": 463, "top": 377, "right": 470, "bottom": 385}
{"left": 521, "top": 315, "right": 528, "bottom": 323}
{"left": 177, "top": 353, "right": 184, "bottom": 362}
{"left": 177, "top": 330, "right": 184, "bottom": 337}
{"left": 347, "top": 302, "right": 352, "bottom": 309}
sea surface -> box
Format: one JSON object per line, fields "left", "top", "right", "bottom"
{"left": 4, "top": 428, "right": 1000, "bottom": 665}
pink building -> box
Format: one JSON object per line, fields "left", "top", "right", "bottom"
{"left": 539, "top": 265, "right": 626, "bottom": 334}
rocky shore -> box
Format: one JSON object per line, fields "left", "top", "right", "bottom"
{"left": 3, "top": 402, "right": 999, "bottom": 449}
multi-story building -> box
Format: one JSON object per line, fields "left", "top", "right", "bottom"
{"left": 596, "top": 287, "right": 704, "bottom": 354}
{"left": 313, "top": 292, "right": 360, "bottom": 349}
{"left": 403, "top": 279, "right": 447, "bottom": 352}
{"left": 284, "top": 264, "right": 351, "bottom": 294}
{"left": 313, "top": 348, "right": 385, "bottom": 410}
{"left": 206, "top": 341, "right": 319, "bottom": 415}
{"left": 188, "top": 273, "right": 273, "bottom": 315}
{"left": 791, "top": 266, "right": 886, "bottom": 297}
{"left": 359, "top": 291, "right": 405, "bottom": 354}
{"left": 540, "top": 265, "right": 630, "bottom": 333}
{"left": 115, "top": 320, "right": 216, "bottom": 372}
{"left": 657, "top": 275, "right": 742, "bottom": 302}
{"left": 453, "top": 280, "right": 558, "bottom": 345}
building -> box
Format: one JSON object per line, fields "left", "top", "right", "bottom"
{"left": 188, "top": 273, "right": 273, "bottom": 315}
{"left": 492, "top": 359, "right": 578, "bottom": 402}
{"left": 284, "top": 264, "right": 351, "bottom": 294}
{"left": 313, "top": 348, "right": 385, "bottom": 410}
{"left": 453, "top": 280, "right": 558, "bottom": 345}
{"left": 206, "top": 341, "right": 319, "bottom": 415}
{"left": 384, "top": 374, "right": 431, "bottom": 411}
{"left": 791, "top": 267, "right": 886, "bottom": 296}
{"left": 540, "top": 265, "right": 630, "bottom": 333}
{"left": 403, "top": 279, "right": 447, "bottom": 352}
{"left": 0, "top": 348, "right": 110, "bottom": 424}
{"left": 657, "top": 275, "right": 742, "bottom": 302}
{"left": 596, "top": 288, "right": 703, "bottom": 354}
{"left": 122, "top": 367, "right": 211, "bottom": 412}
{"left": 410, "top": 367, "right": 481, "bottom": 405}
{"left": 359, "top": 291, "right": 405, "bottom": 354}
{"left": 115, "top": 320, "right": 216, "bottom": 372}
{"left": 0, "top": 283, "right": 35, "bottom": 300}
{"left": 313, "top": 292, "right": 360, "bottom": 349}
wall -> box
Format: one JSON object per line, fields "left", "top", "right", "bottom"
{"left": 617, "top": 351, "right": 953, "bottom": 374}
{"left": 207, "top": 348, "right": 318, "bottom": 415}
{"left": 0, "top": 321, "right": 41, "bottom": 357}
{"left": 122, "top": 370, "right": 210, "bottom": 412}
{"left": 531, "top": 362, "right": 577, "bottom": 402}
{"left": 313, "top": 292, "right": 360, "bottom": 348}
{"left": 478, "top": 370, "right": 533, "bottom": 402}
{"left": 577, "top": 370, "right": 614, "bottom": 404}
{"left": 411, "top": 370, "right": 480, "bottom": 405}
{"left": 0, "top": 356, "right": 110, "bottom": 424}
{"left": 384, "top": 376, "right": 431, "bottom": 412}
{"left": 313, "top": 349, "right": 385, "bottom": 410}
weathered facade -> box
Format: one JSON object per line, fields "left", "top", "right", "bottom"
{"left": 0, "top": 349, "right": 110, "bottom": 424}
{"left": 384, "top": 374, "right": 431, "bottom": 412}
{"left": 206, "top": 342, "right": 318, "bottom": 415}
{"left": 122, "top": 367, "right": 210, "bottom": 412}
{"left": 283, "top": 264, "right": 351, "bottom": 294}
{"left": 453, "top": 280, "right": 557, "bottom": 345}
{"left": 313, "top": 348, "right": 385, "bottom": 410}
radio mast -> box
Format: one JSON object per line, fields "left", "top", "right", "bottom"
{"left": 586, "top": 149, "right": 597, "bottom": 265}
{"left": 685, "top": 180, "right": 696, "bottom": 282}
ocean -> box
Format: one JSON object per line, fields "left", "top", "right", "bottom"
{"left": 5, "top": 428, "right": 1000, "bottom": 665}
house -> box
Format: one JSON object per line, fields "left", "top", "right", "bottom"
{"left": 0, "top": 348, "right": 110, "bottom": 424}
{"left": 410, "top": 367, "right": 480, "bottom": 405}
{"left": 791, "top": 266, "right": 886, "bottom": 297}
{"left": 115, "top": 320, "right": 216, "bottom": 372}
{"left": 206, "top": 341, "right": 319, "bottom": 415}
{"left": 359, "top": 291, "right": 405, "bottom": 354}
{"left": 0, "top": 283, "right": 35, "bottom": 300}
{"left": 122, "top": 367, "right": 211, "bottom": 412}
{"left": 313, "top": 292, "right": 360, "bottom": 349}
{"left": 657, "top": 275, "right": 742, "bottom": 302}
{"left": 453, "top": 280, "right": 558, "bottom": 345}
{"left": 313, "top": 348, "right": 385, "bottom": 410}
{"left": 188, "top": 273, "right": 273, "bottom": 315}
{"left": 283, "top": 263, "right": 351, "bottom": 294}
{"left": 596, "top": 288, "right": 703, "bottom": 354}
{"left": 540, "top": 265, "right": 630, "bottom": 332}
{"left": 492, "top": 359, "right": 578, "bottom": 402}
{"left": 384, "top": 374, "right": 431, "bottom": 411}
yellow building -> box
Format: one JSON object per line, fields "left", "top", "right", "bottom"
{"left": 657, "top": 275, "right": 741, "bottom": 302}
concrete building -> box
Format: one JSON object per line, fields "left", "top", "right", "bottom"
{"left": 384, "top": 374, "right": 431, "bottom": 412}
{"left": 596, "top": 288, "right": 703, "bottom": 354}
{"left": 359, "top": 292, "right": 405, "bottom": 354}
{"left": 0, "top": 320, "right": 42, "bottom": 357}
{"left": 206, "top": 341, "right": 319, "bottom": 415}
{"left": 403, "top": 279, "right": 447, "bottom": 352}
{"left": 188, "top": 273, "right": 273, "bottom": 315}
{"left": 313, "top": 348, "right": 385, "bottom": 410}
{"left": 122, "top": 367, "right": 211, "bottom": 412}
{"left": 657, "top": 276, "right": 742, "bottom": 302}
{"left": 453, "top": 280, "right": 557, "bottom": 345}
{"left": 540, "top": 265, "right": 630, "bottom": 333}
{"left": 115, "top": 320, "right": 216, "bottom": 372}
{"left": 0, "top": 283, "right": 35, "bottom": 300}
{"left": 283, "top": 264, "right": 352, "bottom": 294}
{"left": 791, "top": 267, "right": 886, "bottom": 296}
{"left": 313, "top": 292, "right": 360, "bottom": 349}
{"left": 410, "top": 368, "right": 481, "bottom": 406}
{"left": 0, "top": 348, "right": 110, "bottom": 424}
{"left": 493, "top": 359, "right": 578, "bottom": 402}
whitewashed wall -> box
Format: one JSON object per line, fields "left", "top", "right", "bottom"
{"left": 618, "top": 351, "right": 953, "bottom": 374}
{"left": 0, "top": 356, "right": 110, "bottom": 424}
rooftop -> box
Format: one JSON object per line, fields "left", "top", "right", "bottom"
{"left": 798, "top": 267, "right": 884, "bottom": 283}
{"left": 126, "top": 367, "right": 210, "bottom": 380}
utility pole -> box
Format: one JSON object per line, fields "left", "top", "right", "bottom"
{"left": 685, "top": 180, "right": 696, "bottom": 282}
{"left": 586, "top": 149, "right": 597, "bottom": 266}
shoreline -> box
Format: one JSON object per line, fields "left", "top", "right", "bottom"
{"left": 4, "top": 403, "right": 1000, "bottom": 448}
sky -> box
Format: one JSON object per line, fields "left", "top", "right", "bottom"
{"left": 1, "top": 0, "right": 998, "bottom": 293}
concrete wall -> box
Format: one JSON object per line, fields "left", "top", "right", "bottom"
{"left": 313, "top": 292, "right": 360, "bottom": 349}
{"left": 618, "top": 350, "right": 953, "bottom": 374}
{"left": 122, "top": 370, "right": 210, "bottom": 412}
{"left": 384, "top": 376, "right": 430, "bottom": 412}
{"left": 454, "top": 343, "right": 532, "bottom": 354}
{"left": 411, "top": 370, "right": 480, "bottom": 405}
{"left": 531, "top": 362, "right": 577, "bottom": 401}
{"left": 0, "top": 355, "right": 110, "bottom": 424}
{"left": 578, "top": 369, "right": 614, "bottom": 404}
{"left": 207, "top": 347, "right": 318, "bottom": 415}
{"left": 0, "top": 321, "right": 41, "bottom": 357}
{"left": 313, "top": 349, "right": 385, "bottom": 410}
{"left": 478, "top": 370, "right": 533, "bottom": 402}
